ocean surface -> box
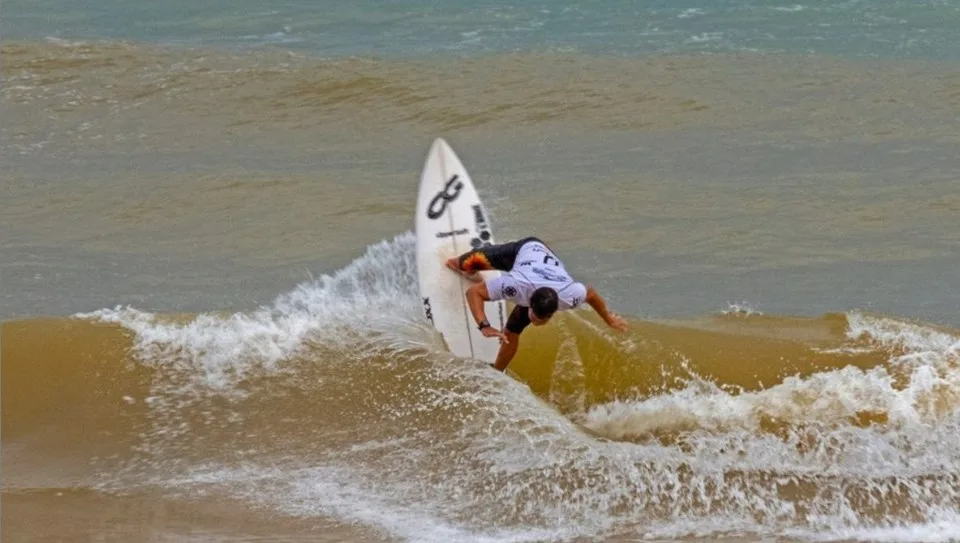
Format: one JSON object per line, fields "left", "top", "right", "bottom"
{"left": 2, "top": 1, "right": 959, "bottom": 542}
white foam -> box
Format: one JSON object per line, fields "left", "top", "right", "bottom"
{"left": 157, "top": 463, "right": 572, "bottom": 543}
{"left": 584, "top": 311, "right": 960, "bottom": 436}
{"left": 283, "top": 466, "right": 573, "bottom": 543}
{"left": 575, "top": 311, "right": 960, "bottom": 539}
{"left": 75, "top": 240, "right": 960, "bottom": 542}
{"left": 773, "top": 5, "right": 806, "bottom": 13}
{"left": 721, "top": 301, "right": 764, "bottom": 316}
{"left": 793, "top": 510, "right": 960, "bottom": 542}
{"left": 75, "top": 231, "right": 435, "bottom": 393}
{"left": 689, "top": 32, "right": 724, "bottom": 43}
{"left": 847, "top": 311, "right": 960, "bottom": 356}
{"left": 677, "top": 8, "right": 705, "bottom": 19}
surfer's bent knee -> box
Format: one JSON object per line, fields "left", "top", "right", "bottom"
{"left": 457, "top": 238, "right": 532, "bottom": 272}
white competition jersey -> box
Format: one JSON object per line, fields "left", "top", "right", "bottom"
{"left": 484, "top": 240, "right": 587, "bottom": 310}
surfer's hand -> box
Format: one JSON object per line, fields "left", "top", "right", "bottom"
{"left": 606, "top": 313, "right": 628, "bottom": 332}
{"left": 481, "top": 326, "right": 508, "bottom": 343}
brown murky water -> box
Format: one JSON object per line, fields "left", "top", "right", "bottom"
{"left": 3, "top": 40, "right": 959, "bottom": 542}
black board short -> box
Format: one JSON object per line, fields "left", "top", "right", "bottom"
{"left": 456, "top": 236, "right": 544, "bottom": 273}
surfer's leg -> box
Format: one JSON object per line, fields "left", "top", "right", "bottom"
{"left": 451, "top": 239, "right": 528, "bottom": 274}
{"left": 491, "top": 305, "right": 531, "bottom": 371}
{"left": 445, "top": 237, "right": 551, "bottom": 277}
{"left": 444, "top": 256, "right": 484, "bottom": 282}
{"left": 492, "top": 330, "right": 520, "bottom": 371}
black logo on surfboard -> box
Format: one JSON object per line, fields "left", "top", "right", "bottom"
{"left": 470, "top": 204, "right": 492, "bottom": 247}
{"left": 436, "top": 228, "right": 468, "bottom": 238}
{"left": 423, "top": 297, "right": 434, "bottom": 324}
{"left": 427, "top": 175, "right": 463, "bottom": 220}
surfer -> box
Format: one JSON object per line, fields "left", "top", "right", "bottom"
{"left": 445, "top": 237, "right": 628, "bottom": 372}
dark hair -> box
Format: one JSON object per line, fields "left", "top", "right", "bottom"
{"left": 530, "top": 287, "right": 559, "bottom": 319}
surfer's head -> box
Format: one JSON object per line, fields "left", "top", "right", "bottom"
{"left": 529, "top": 287, "right": 559, "bottom": 325}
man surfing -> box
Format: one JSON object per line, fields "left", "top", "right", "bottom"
{"left": 445, "top": 236, "right": 628, "bottom": 372}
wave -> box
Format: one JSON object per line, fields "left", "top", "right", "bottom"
{"left": 3, "top": 232, "right": 959, "bottom": 541}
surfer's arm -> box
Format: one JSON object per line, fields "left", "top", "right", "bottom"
{"left": 465, "top": 281, "right": 508, "bottom": 341}
{"left": 585, "top": 285, "right": 628, "bottom": 331}
{"left": 465, "top": 281, "right": 493, "bottom": 328}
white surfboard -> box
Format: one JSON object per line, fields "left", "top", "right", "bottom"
{"left": 415, "top": 137, "right": 507, "bottom": 363}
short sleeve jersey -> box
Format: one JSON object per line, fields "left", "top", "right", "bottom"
{"left": 484, "top": 240, "right": 587, "bottom": 310}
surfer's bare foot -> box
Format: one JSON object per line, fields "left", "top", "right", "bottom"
{"left": 445, "top": 257, "right": 482, "bottom": 282}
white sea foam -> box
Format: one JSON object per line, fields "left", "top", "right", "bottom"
{"left": 76, "top": 231, "right": 436, "bottom": 392}
{"left": 75, "top": 237, "right": 960, "bottom": 542}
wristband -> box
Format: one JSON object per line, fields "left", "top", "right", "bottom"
{"left": 477, "top": 319, "right": 490, "bottom": 330}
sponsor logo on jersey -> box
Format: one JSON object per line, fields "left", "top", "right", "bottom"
{"left": 531, "top": 266, "right": 569, "bottom": 283}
